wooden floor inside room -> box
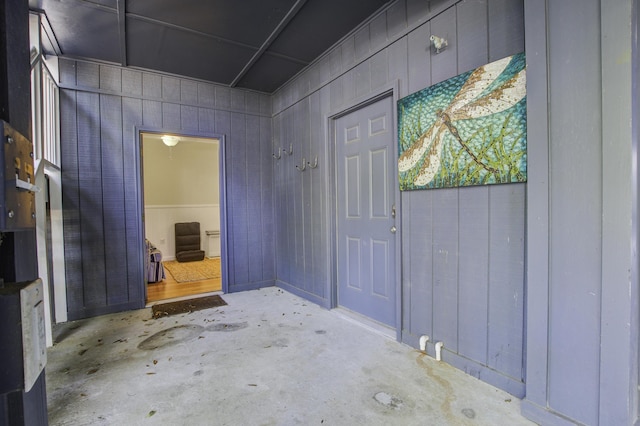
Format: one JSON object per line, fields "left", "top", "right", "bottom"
{"left": 146, "top": 268, "right": 222, "bottom": 303}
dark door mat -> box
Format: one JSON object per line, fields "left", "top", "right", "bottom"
{"left": 152, "top": 295, "right": 227, "bottom": 318}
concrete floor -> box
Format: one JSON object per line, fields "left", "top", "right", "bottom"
{"left": 46, "top": 287, "right": 537, "bottom": 425}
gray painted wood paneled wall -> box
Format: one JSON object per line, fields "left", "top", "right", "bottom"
{"left": 59, "top": 59, "right": 274, "bottom": 320}
{"left": 272, "top": 0, "right": 526, "bottom": 396}
{"left": 523, "top": 0, "right": 638, "bottom": 425}
{"left": 54, "top": 1, "right": 640, "bottom": 423}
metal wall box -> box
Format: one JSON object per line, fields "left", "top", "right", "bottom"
{"left": 0, "top": 120, "right": 36, "bottom": 231}
{"left": 0, "top": 280, "right": 47, "bottom": 393}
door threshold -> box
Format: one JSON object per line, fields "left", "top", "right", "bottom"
{"left": 332, "top": 307, "right": 395, "bottom": 340}
{"left": 145, "top": 291, "right": 223, "bottom": 308}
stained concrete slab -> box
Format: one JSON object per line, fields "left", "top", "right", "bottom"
{"left": 46, "top": 287, "right": 537, "bottom": 425}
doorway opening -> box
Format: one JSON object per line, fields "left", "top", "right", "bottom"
{"left": 140, "top": 132, "right": 223, "bottom": 303}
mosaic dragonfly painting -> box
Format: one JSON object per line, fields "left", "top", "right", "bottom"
{"left": 397, "top": 52, "right": 526, "bottom": 190}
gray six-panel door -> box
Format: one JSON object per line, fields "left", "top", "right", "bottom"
{"left": 336, "top": 96, "right": 396, "bottom": 327}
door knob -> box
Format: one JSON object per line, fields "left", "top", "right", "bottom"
{"left": 390, "top": 226, "right": 397, "bottom": 234}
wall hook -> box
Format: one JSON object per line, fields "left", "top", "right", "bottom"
{"left": 283, "top": 143, "right": 293, "bottom": 155}
{"left": 272, "top": 147, "right": 282, "bottom": 160}
{"left": 307, "top": 156, "right": 318, "bottom": 169}
{"left": 296, "top": 157, "right": 306, "bottom": 171}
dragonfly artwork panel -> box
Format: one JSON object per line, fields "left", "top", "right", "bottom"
{"left": 397, "top": 52, "right": 526, "bottom": 190}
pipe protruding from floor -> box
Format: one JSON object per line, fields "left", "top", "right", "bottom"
{"left": 419, "top": 335, "right": 429, "bottom": 352}
{"left": 435, "top": 341, "right": 444, "bottom": 361}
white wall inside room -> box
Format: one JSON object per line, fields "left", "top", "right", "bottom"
{"left": 142, "top": 133, "right": 220, "bottom": 259}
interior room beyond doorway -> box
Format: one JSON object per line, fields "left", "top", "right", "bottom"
{"left": 141, "top": 132, "right": 222, "bottom": 303}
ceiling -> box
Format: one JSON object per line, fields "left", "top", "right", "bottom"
{"left": 29, "top": 0, "right": 392, "bottom": 93}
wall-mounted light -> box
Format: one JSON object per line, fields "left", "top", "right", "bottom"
{"left": 430, "top": 35, "right": 448, "bottom": 54}
{"left": 161, "top": 135, "right": 180, "bottom": 147}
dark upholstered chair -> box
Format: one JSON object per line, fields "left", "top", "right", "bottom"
{"left": 175, "top": 222, "right": 205, "bottom": 262}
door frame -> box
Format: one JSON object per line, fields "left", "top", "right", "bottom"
{"left": 325, "top": 81, "right": 402, "bottom": 340}
{"left": 34, "top": 161, "right": 67, "bottom": 346}
{"left": 632, "top": 0, "right": 640, "bottom": 416}
{"left": 135, "top": 126, "right": 230, "bottom": 300}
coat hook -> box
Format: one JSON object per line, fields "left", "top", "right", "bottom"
{"left": 307, "top": 156, "right": 318, "bottom": 169}
{"left": 296, "top": 157, "right": 306, "bottom": 171}
{"left": 272, "top": 147, "right": 282, "bottom": 160}
{"left": 282, "top": 143, "right": 293, "bottom": 155}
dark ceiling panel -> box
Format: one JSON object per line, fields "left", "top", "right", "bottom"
{"left": 33, "top": 0, "right": 120, "bottom": 63}
{"left": 85, "top": 0, "right": 118, "bottom": 8}
{"left": 29, "top": 0, "right": 117, "bottom": 10}
{"left": 33, "top": 0, "right": 393, "bottom": 93}
{"left": 236, "top": 53, "right": 306, "bottom": 93}
{"left": 268, "top": 0, "right": 389, "bottom": 62}
{"left": 126, "top": 0, "right": 298, "bottom": 48}
{"left": 126, "top": 17, "right": 257, "bottom": 85}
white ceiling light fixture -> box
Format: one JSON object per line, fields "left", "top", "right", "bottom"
{"left": 161, "top": 135, "right": 180, "bottom": 147}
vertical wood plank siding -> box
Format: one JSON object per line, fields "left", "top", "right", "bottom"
{"left": 272, "top": 0, "right": 526, "bottom": 395}
{"left": 545, "top": 1, "right": 602, "bottom": 422}
{"left": 59, "top": 0, "right": 527, "bottom": 403}
{"left": 521, "top": 0, "right": 637, "bottom": 424}
{"left": 59, "top": 62, "right": 274, "bottom": 320}
{"left": 55, "top": 1, "right": 640, "bottom": 423}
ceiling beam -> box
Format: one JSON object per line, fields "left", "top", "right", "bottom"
{"left": 72, "top": 0, "right": 116, "bottom": 13}
{"left": 230, "top": 0, "right": 308, "bottom": 88}
{"left": 263, "top": 50, "right": 308, "bottom": 66}
{"left": 117, "top": 0, "right": 127, "bottom": 66}
{"left": 30, "top": 9, "right": 63, "bottom": 56}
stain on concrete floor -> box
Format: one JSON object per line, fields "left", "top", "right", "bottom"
{"left": 46, "top": 288, "right": 536, "bottom": 426}
{"left": 137, "top": 324, "right": 204, "bottom": 350}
